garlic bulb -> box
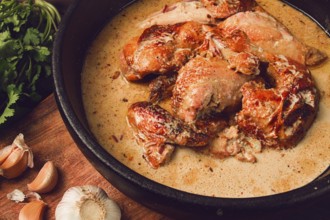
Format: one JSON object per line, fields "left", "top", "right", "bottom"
{"left": 0, "top": 134, "right": 34, "bottom": 179}
{"left": 55, "top": 185, "right": 121, "bottom": 220}
{"left": 27, "top": 161, "right": 58, "bottom": 193}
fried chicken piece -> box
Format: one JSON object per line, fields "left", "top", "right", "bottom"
{"left": 172, "top": 56, "right": 255, "bottom": 124}
{"left": 219, "top": 11, "right": 327, "bottom": 66}
{"left": 127, "top": 101, "right": 209, "bottom": 168}
{"left": 121, "top": 22, "right": 205, "bottom": 81}
{"left": 237, "top": 56, "right": 319, "bottom": 148}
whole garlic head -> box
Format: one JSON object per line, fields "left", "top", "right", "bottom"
{"left": 55, "top": 185, "right": 121, "bottom": 220}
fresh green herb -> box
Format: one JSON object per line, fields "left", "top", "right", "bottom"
{"left": 0, "top": 0, "right": 60, "bottom": 127}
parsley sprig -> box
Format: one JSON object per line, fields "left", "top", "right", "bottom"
{"left": 0, "top": 0, "right": 60, "bottom": 127}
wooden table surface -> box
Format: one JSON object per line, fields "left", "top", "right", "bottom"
{"left": 0, "top": 94, "right": 171, "bottom": 220}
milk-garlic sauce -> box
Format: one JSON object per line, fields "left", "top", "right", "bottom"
{"left": 81, "top": 0, "right": 330, "bottom": 198}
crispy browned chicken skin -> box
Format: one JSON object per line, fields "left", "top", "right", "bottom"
{"left": 127, "top": 102, "right": 210, "bottom": 168}
{"left": 121, "top": 22, "right": 206, "bottom": 81}
{"left": 237, "top": 56, "right": 319, "bottom": 148}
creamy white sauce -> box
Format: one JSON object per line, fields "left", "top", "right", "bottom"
{"left": 81, "top": 0, "right": 330, "bottom": 198}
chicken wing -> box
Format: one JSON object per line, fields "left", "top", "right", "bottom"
{"left": 127, "top": 101, "right": 210, "bottom": 168}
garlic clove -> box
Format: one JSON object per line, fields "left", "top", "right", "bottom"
{"left": 27, "top": 161, "right": 58, "bottom": 193}
{"left": 0, "top": 148, "right": 29, "bottom": 179}
{"left": 19, "top": 200, "right": 47, "bottom": 220}
{"left": 0, "top": 144, "right": 14, "bottom": 164}
{"left": 55, "top": 185, "right": 121, "bottom": 220}
{"left": 0, "top": 134, "right": 34, "bottom": 179}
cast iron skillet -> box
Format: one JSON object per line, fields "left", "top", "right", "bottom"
{"left": 53, "top": 0, "right": 330, "bottom": 219}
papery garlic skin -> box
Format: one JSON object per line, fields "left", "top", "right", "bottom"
{"left": 7, "top": 189, "right": 26, "bottom": 203}
{"left": 0, "top": 134, "right": 34, "bottom": 179}
{"left": 55, "top": 185, "right": 121, "bottom": 220}
{"left": 13, "top": 133, "right": 34, "bottom": 168}
{"left": 7, "top": 189, "right": 42, "bottom": 203}
{"left": 26, "top": 191, "right": 42, "bottom": 201}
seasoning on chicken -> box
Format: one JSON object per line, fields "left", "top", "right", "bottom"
{"left": 237, "top": 56, "right": 319, "bottom": 148}
{"left": 127, "top": 102, "right": 210, "bottom": 168}
{"left": 149, "top": 73, "right": 177, "bottom": 103}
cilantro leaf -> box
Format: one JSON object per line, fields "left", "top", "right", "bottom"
{"left": 23, "top": 28, "right": 41, "bottom": 45}
{"left": 0, "top": 31, "right": 22, "bottom": 59}
{"left": 33, "top": 46, "right": 51, "bottom": 62}
{"left": 0, "top": 84, "right": 22, "bottom": 124}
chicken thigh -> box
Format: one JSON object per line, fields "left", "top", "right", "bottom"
{"left": 172, "top": 56, "right": 255, "bottom": 123}
{"left": 219, "top": 11, "right": 327, "bottom": 66}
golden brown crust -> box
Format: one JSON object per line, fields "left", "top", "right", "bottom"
{"left": 121, "top": 22, "right": 205, "bottom": 81}
{"left": 237, "top": 56, "right": 319, "bottom": 148}
{"left": 127, "top": 101, "right": 211, "bottom": 168}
